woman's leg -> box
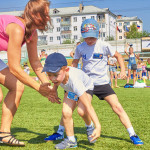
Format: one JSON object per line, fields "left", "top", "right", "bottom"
{"left": 0, "top": 68, "right": 24, "bottom": 143}
{"left": 0, "top": 86, "right": 3, "bottom": 103}
{"left": 127, "top": 69, "right": 131, "bottom": 83}
{"left": 110, "top": 71, "right": 114, "bottom": 88}
{"left": 133, "top": 70, "right": 136, "bottom": 85}
{"left": 114, "top": 71, "right": 118, "bottom": 87}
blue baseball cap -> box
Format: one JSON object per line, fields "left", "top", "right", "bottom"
{"left": 81, "top": 19, "right": 99, "bottom": 39}
{"left": 42, "top": 53, "right": 67, "bottom": 73}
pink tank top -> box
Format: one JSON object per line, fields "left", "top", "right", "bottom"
{"left": 0, "top": 15, "right": 25, "bottom": 51}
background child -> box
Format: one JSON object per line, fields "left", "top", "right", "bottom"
{"left": 43, "top": 53, "right": 101, "bottom": 149}
{"left": 108, "top": 55, "right": 119, "bottom": 88}
{"left": 137, "top": 59, "right": 143, "bottom": 80}
{"left": 124, "top": 43, "right": 139, "bottom": 85}
{"left": 146, "top": 58, "right": 150, "bottom": 80}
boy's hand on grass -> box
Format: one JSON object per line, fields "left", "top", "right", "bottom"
{"left": 89, "top": 128, "right": 100, "bottom": 142}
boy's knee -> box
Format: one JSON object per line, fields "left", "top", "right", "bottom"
{"left": 77, "top": 107, "right": 86, "bottom": 117}
{"left": 62, "top": 109, "right": 73, "bottom": 119}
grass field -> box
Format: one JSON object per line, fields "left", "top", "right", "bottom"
{"left": 0, "top": 79, "right": 150, "bottom": 150}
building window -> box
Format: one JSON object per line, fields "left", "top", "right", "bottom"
{"left": 57, "top": 36, "right": 60, "bottom": 40}
{"left": 73, "top": 17, "right": 77, "bottom": 22}
{"left": 124, "top": 22, "right": 130, "bottom": 26}
{"left": 57, "top": 27, "right": 60, "bottom": 32}
{"left": 63, "top": 26, "right": 70, "bottom": 31}
{"left": 119, "top": 23, "right": 122, "bottom": 26}
{"left": 91, "top": 16, "right": 95, "bottom": 19}
{"left": 74, "top": 35, "right": 78, "bottom": 40}
{"left": 119, "top": 36, "right": 122, "bottom": 39}
{"left": 50, "top": 37, "right": 53, "bottom": 42}
{"left": 57, "top": 18, "right": 61, "bottom": 23}
{"left": 74, "top": 26, "right": 77, "bottom": 31}
{"left": 102, "top": 23, "right": 105, "bottom": 28}
{"left": 82, "top": 17, "right": 86, "bottom": 22}
{"left": 61, "top": 34, "right": 70, "bottom": 39}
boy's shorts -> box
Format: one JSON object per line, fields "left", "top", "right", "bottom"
{"left": 86, "top": 84, "right": 116, "bottom": 100}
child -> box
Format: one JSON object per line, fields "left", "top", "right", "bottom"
{"left": 45, "top": 19, "right": 143, "bottom": 146}
{"left": 108, "top": 55, "right": 119, "bottom": 88}
{"left": 146, "top": 58, "right": 150, "bottom": 80}
{"left": 42, "top": 52, "right": 101, "bottom": 149}
{"left": 142, "top": 61, "right": 147, "bottom": 77}
{"left": 124, "top": 43, "right": 139, "bottom": 85}
{"left": 39, "top": 49, "right": 48, "bottom": 67}
{"left": 137, "top": 59, "right": 143, "bottom": 80}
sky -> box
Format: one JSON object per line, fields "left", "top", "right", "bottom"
{"left": 0, "top": 0, "right": 150, "bottom": 32}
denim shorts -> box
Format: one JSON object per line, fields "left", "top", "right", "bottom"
{"left": 0, "top": 59, "right": 8, "bottom": 71}
{"left": 137, "top": 68, "right": 142, "bottom": 72}
{"left": 109, "top": 66, "right": 116, "bottom": 72}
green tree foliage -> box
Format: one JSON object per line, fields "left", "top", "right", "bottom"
{"left": 126, "top": 24, "right": 150, "bottom": 39}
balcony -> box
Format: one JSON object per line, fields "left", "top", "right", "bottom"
{"left": 61, "top": 30, "right": 71, "bottom": 34}
{"left": 60, "top": 21, "right": 71, "bottom": 26}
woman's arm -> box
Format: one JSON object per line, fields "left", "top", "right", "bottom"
{"left": 79, "top": 92, "right": 101, "bottom": 142}
{"left": 6, "top": 24, "right": 60, "bottom": 102}
{"left": 114, "top": 51, "right": 127, "bottom": 79}
{"left": 124, "top": 43, "right": 129, "bottom": 56}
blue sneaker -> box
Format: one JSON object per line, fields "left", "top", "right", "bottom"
{"left": 55, "top": 138, "right": 77, "bottom": 149}
{"left": 86, "top": 125, "right": 96, "bottom": 143}
{"left": 44, "top": 133, "right": 64, "bottom": 141}
{"left": 130, "top": 135, "right": 144, "bottom": 145}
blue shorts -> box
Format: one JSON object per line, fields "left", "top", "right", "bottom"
{"left": 0, "top": 59, "right": 8, "bottom": 71}
{"left": 109, "top": 66, "right": 116, "bottom": 72}
{"left": 137, "top": 68, "right": 142, "bottom": 72}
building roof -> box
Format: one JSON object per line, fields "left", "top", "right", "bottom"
{"left": 50, "top": 5, "right": 109, "bottom": 16}
{"left": 0, "top": 5, "right": 112, "bottom": 17}
{"left": 117, "top": 16, "right": 142, "bottom": 23}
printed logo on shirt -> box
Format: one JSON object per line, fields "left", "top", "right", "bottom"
{"left": 82, "top": 54, "right": 86, "bottom": 60}
{"left": 93, "top": 53, "right": 103, "bottom": 59}
{"left": 67, "top": 91, "right": 78, "bottom": 101}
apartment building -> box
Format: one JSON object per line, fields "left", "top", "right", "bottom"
{"left": 38, "top": 4, "right": 117, "bottom": 45}
{"left": 116, "top": 15, "right": 143, "bottom": 40}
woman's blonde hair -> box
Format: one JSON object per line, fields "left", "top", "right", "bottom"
{"left": 22, "top": 0, "right": 51, "bottom": 40}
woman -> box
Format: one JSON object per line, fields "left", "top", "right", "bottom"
{"left": 0, "top": 0, "right": 59, "bottom": 146}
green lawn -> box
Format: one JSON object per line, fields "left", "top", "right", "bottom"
{"left": 0, "top": 79, "right": 150, "bottom": 150}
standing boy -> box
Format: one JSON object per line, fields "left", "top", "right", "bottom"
{"left": 45, "top": 19, "right": 143, "bottom": 146}
{"left": 42, "top": 53, "right": 101, "bottom": 149}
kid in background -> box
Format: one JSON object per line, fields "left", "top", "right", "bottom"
{"left": 42, "top": 53, "right": 101, "bottom": 149}
{"left": 45, "top": 19, "right": 143, "bottom": 146}
{"left": 108, "top": 55, "right": 119, "bottom": 88}
{"left": 137, "top": 59, "right": 143, "bottom": 80}
{"left": 146, "top": 58, "right": 150, "bottom": 80}
{"left": 124, "top": 43, "right": 140, "bottom": 85}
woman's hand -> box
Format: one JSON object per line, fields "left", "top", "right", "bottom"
{"left": 39, "top": 83, "right": 61, "bottom": 104}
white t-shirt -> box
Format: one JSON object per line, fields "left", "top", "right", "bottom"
{"left": 60, "top": 67, "right": 94, "bottom": 97}
{"left": 74, "top": 39, "right": 116, "bottom": 85}
{"left": 109, "top": 57, "right": 117, "bottom": 66}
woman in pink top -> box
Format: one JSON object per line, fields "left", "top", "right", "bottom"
{"left": 0, "top": 0, "right": 60, "bottom": 147}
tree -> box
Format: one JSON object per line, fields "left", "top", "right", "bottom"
{"left": 126, "top": 24, "right": 150, "bottom": 39}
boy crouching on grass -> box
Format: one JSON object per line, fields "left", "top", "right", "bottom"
{"left": 42, "top": 52, "right": 101, "bottom": 149}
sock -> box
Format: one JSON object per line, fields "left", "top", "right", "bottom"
{"left": 127, "top": 126, "right": 136, "bottom": 137}
{"left": 85, "top": 121, "right": 94, "bottom": 129}
{"left": 67, "top": 136, "right": 76, "bottom": 142}
{"left": 57, "top": 125, "right": 65, "bottom": 135}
